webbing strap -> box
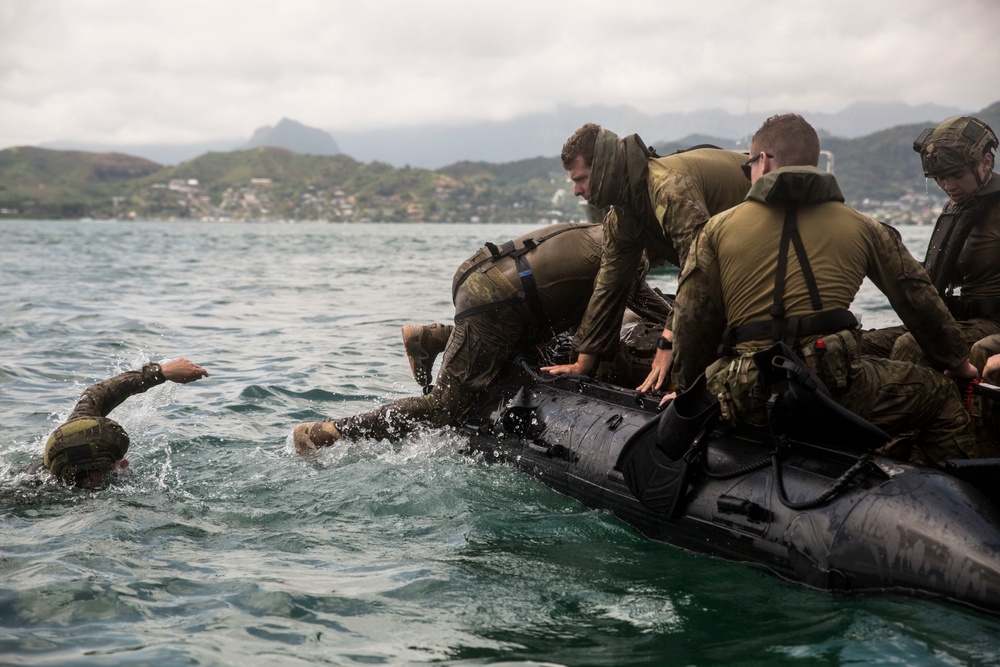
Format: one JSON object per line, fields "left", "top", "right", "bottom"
{"left": 770, "top": 205, "right": 822, "bottom": 345}
{"left": 451, "top": 223, "right": 597, "bottom": 304}
{"left": 720, "top": 204, "right": 851, "bottom": 352}
{"left": 723, "top": 309, "right": 858, "bottom": 348}
{"left": 513, "top": 252, "right": 549, "bottom": 331}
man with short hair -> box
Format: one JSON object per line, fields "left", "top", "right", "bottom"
{"left": 863, "top": 116, "right": 1000, "bottom": 364}
{"left": 543, "top": 123, "right": 749, "bottom": 393}
{"left": 24, "top": 358, "right": 208, "bottom": 488}
{"left": 670, "top": 113, "right": 976, "bottom": 468}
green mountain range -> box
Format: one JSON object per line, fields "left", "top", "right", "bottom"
{"left": 3, "top": 101, "right": 998, "bottom": 222}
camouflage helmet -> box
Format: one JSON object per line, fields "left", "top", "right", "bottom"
{"left": 913, "top": 116, "right": 998, "bottom": 177}
{"left": 43, "top": 417, "right": 129, "bottom": 484}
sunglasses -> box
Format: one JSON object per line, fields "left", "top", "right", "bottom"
{"left": 741, "top": 152, "right": 772, "bottom": 179}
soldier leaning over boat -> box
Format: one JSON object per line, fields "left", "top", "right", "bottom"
{"left": 292, "top": 222, "right": 671, "bottom": 453}
{"left": 670, "top": 113, "right": 977, "bottom": 470}
{"left": 540, "top": 123, "right": 750, "bottom": 393}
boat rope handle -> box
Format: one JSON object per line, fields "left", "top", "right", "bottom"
{"left": 771, "top": 442, "right": 873, "bottom": 510}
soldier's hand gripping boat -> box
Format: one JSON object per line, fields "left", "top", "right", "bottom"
{"left": 457, "top": 354, "right": 1000, "bottom": 616}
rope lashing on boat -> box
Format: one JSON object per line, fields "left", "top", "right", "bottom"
{"left": 771, "top": 435, "right": 873, "bottom": 510}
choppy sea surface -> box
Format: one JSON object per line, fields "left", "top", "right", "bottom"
{"left": 2, "top": 219, "right": 999, "bottom": 667}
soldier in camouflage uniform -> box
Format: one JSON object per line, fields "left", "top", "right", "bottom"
{"left": 863, "top": 117, "right": 1000, "bottom": 364}
{"left": 292, "top": 222, "right": 672, "bottom": 454}
{"left": 671, "top": 113, "right": 976, "bottom": 469}
{"left": 24, "top": 358, "right": 208, "bottom": 488}
{"left": 541, "top": 123, "right": 749, "bottom": 393}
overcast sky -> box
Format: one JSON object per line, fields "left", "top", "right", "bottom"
{"left": 1, "top": 0, "right": 998, "bottom": 149}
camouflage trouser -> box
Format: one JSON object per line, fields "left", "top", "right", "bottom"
{"left": 860, "top": 319, "right": 1000, "bottom": 460}
{"left": 338, "top": 266, "right": 525, "bottom": 441}
{"left": 707, "top": 330, "right": 974, "bottom": 469}
{"left": 968, "top": 334, "right": 1000, "bottom": 458}
{"left": 861, "top": 319, "right": 1000, "bottom": 365}
{"left": 596, "top": 310, "right": 664, "bottom": 388}
{"left": 336, "top": 272, "right": 664, "bottom": 441}
{"left": 859, "top": 325, "right": 908, "bottom": 358}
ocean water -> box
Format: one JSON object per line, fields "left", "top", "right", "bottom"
{"left": 1, "top": 219, "right": 998, "bottom": 666}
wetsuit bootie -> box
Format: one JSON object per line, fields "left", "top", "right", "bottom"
{"left": 402, "top": 323, "right": 453, "bottom": 388}
{"left": 292, "top": 421, "right": 341, "bottom": 456}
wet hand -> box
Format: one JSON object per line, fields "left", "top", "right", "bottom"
{"left": 658, "top": 391, "right": 676, "bottom": 408}
{"left": 636, "top": 348, "right": 673, "bottom": 393}
{"left": 984, "top": 355, "right": 1000, "bottom": 383}
{"left": 161, "top": 358, "right": 210, "bottom": 383}
{"left": 541, "top": 352, "right": 597, "bottom": 377}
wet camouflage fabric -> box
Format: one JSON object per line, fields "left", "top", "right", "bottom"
{"left": 672, "top": 167, "right": 973, "bottom": 467}
{"left": 32, "top": 363, "right": 166, "bottom": 481}
{"left": 335, "top": 223, "right": 672, "bottom": 441}
{"left": 573, "top": 149, "right": 748, "bottom": 358}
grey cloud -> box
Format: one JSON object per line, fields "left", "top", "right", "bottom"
{"left": 1, "top": 0, "right": 998, "bottom": 148}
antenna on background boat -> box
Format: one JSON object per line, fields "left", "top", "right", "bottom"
{"left": 740, "top": 75, "right": 752, "bottom": 151}
{"left": 820, "top": 150, "right": 835, "bottom": 174}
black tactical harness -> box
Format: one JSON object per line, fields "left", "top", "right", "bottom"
{"left": 924, "top": 184, "right": 1000, "bottom": 319}
{"left": 452, "top": 224, "right": 599, "bottom": 330}
{"left": 720, "top": 204, "right": 857, "bottom": 353}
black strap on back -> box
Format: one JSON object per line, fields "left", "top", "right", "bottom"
{"left": 769, "top": 204, "right": 822, "bottom": 345}
{"left": 723, "top": 309, "right": 858, "bottom": 349}
{"left": 671, "top": 143, "right": 722, "bottom": 154}
{"left": 512, "top": 247, "right": 548, "bottom": 327}
{"left": 452, "top": 223, "right": 599, "bottom": 327}
{"left": 923, "top": 199, "right": 988, "bottom": 300}
{"left": 451, "top": 223, "right": 597, "bottom": 304}
{"left": 720, "top": 204, "right": 851, "bottom": 352}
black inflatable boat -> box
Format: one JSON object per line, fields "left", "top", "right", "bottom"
{"left": 458, "top": 357, "right": 1000, "bottom": 616}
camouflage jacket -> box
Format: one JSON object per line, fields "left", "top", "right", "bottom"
{"left": 64, "top": 363, "right": 167, "bottom": 421}
{"left": 23, "top": 364, "right": 166, "bottom": 475}
{"left": 452, "top": 222, "right": 671, "bottom": 342}
{"left": 573, "top": 149, "right": 749, "bottom": 358}
{"left": 672, "top": 166, "right": 968, "bottom": 390}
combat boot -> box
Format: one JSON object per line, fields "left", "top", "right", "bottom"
{"left": 401, "top": 323, "right": 453, "bottom": 388}
{"left": 292, "top": 421, "right": 341, "bottom": 456}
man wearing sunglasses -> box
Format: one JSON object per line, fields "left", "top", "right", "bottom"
{"left": 670, "top": 113, "right": 976, "bottom": 469}
{"left": 543, "top": 123, "right": 749, "bottom": 395}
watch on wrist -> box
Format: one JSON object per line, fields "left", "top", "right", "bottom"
{"left": 656, "top": 335, "right": 673, "bottom": 351}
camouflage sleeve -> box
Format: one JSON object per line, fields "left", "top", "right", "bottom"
{"left": 573, "top": 208, "right": 646, "bottom": 358}
{"left": 626, "top": 277, "right": 673, "bottom": 327}
{"left": 864, "top": 219, "right": 969, "bottom": 370}
{"left": 649, "top": 170, "right": 712, "bottom": 268}
{"left": 671, "top": 220, "right": 727, "bottom": 392}
{"left": 66, "top": 363, "right": 167, "bottom": 420}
